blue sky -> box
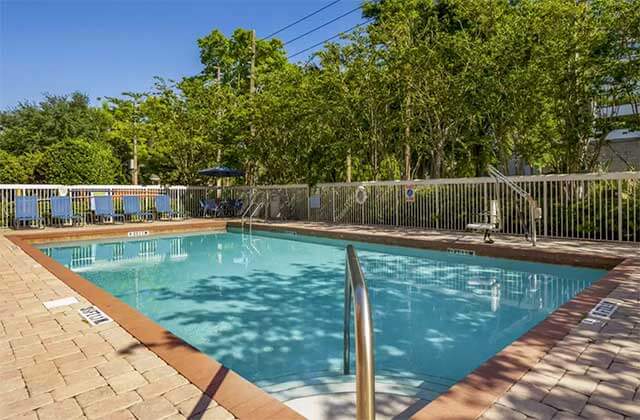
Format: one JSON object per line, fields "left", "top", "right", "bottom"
{"left": 0, "top": 0, "right": 363, "bottom": 109}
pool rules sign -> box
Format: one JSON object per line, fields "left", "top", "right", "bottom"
{"left": 405, "top": 184, "right": 415, "bottom": 203}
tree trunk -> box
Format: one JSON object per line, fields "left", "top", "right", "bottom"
{"left": 403, "top": 93, "right": 412, "bottom": 180}
{"left": 346, "top": 149, "right": 352, "bottom": 183}
{"left": 404, "top": 143, "right": 411, "bottom": 180}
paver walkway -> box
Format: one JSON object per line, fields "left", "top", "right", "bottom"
{"left": 0, "top": 235, "right": 236, "bottom": 420}
{"left": 479, "top": 259, "right": 640, "bottom": 420}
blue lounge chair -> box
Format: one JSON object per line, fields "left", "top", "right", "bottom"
{"left": 199, "top": 198, "right": 220, "bottom": 218}
{"left": 155, "top": 195, "right": 179, "bottom": 220}
{"left": 50, "top": 196, "right": 84, "bottom": 227}
{"left": 94, "top": 196, "right": 125, "bottom": 224}
{"left": 123, "top": 195, "right": 153, "bottom": 222}
{"left": 14, "top": 196, "right": 44, "bottom": 229}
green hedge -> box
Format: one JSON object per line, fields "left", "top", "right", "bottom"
{"left": 0, "top": 150, "right": 30, "bottom": 183}
{"left": 35, "top": 138, "right": 120, "bottom": 184}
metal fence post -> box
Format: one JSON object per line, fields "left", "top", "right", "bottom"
{"left": 618, "top": 179, "right": 623, "bottom": 241}
{"left": 332, "top": 187, "right": 336, "bottom": 223}
{"left": 435, "top": 185, "right": 439, "bottom": 230}
{"left": 543, "top": 180, "right": 548, "bottom": 237}
{"left": 395, "top": 185, "right": 399, "bottom": 226}
{"left": 306, "top": 185, "right": 310, "bottom": 221}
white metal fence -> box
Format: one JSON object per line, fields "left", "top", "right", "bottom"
{"left": 0, "top": 184, "right": 310, "bottom": 229}
{"left": 0, "top": 185, "right": 199, "bottom": 228}
{"left": 1, "top": 172, "right": 638, "bottom": 242}
{"left": 308, "top": 172, "right": 640, "bottom": 242}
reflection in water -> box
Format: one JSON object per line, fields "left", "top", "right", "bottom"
{"left": 44, "top": 237, "right": 189, "bottom": 272}
{"left": 41, "top": 232, "right": 605, "bottom": 396}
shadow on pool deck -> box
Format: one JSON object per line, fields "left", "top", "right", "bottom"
{"left": 115, "top": 332, "right": 230, "bottom": 419}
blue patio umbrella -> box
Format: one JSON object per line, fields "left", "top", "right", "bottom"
{"left": 198, "top": 166, "right": 245, "bottom": 178}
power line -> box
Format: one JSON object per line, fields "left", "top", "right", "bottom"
{"left": 284, "top": 6, "right": 362, "bottom": 45}
{"left": 288, "top": 18, "right": 373, "bottom": 60}
{"left": 262, "top": 0, "right": 342, "bottom": 40}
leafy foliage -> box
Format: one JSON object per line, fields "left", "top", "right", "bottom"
{"left": 0, "top": 150, "right": 31, "bottom": 183}
{"left": 35, "top": 138, "right": 120, "bottom": 184}
{"left": 1, "top": 0, "right": 638, "bottom": 185}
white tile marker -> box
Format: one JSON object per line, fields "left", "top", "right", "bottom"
{"left": 43, "top": 296, "right": 79, "bottom": 309}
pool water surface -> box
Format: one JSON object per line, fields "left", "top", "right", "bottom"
{"left": 41, "top": 229, "right": 605, "bottom": 398}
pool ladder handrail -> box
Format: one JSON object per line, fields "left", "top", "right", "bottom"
{"left": 241, "top": 190, "right": 264, "bottom": 233}
{"left": 248, "top": 200, "right": 265, "bottom": 235}
{"left": 343, "top": 245, "right": 376, "bottom": 420}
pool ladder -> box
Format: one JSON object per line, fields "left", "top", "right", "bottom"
{"left": 241, "top": 191, "right": 266, "bottom": 234}
{"left": 343, "top": 245, "right": 376, "bottom": 420}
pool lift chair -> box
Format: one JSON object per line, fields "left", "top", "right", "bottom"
{"left": 467, "top": 199, "right": 501, "bottom": 244}
{"left": 468, "top": 165, "right": 542, "bottom": 246}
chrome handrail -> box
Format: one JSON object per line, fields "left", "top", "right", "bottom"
{"left": 343, "top": 245, "right": 375, "bottom": 420}
{"left": 248, "top": 200, "right": 264, "bottom": 235}
{"left": 488, "top": 165, "right": 540, "bottom": 246}
{"left": 241, "top": 189, "right": 262, "bottom": 232}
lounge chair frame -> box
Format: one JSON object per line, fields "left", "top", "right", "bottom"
{"left": 155, "top": 195, "right": 182, "bottom": 221}
{"left": 94, "top": 196, "right": 125, "bottom": 224}
{"left": 14, "top": 196, "right": 45, "bottom": 230}
{"left": 123, "top": 195, "right": 154, "bottom": 223}
{"left": 50, "top": 196, "right": 84, "bottom": 227}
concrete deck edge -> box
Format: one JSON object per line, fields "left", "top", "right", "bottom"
{"left": 227, "top": 221, "right": 623, "bottom": 270}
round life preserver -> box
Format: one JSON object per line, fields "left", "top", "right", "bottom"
{"left": 355, "top": 185, "right": 368, "bottom": 205}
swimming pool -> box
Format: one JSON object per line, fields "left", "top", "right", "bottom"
{"left": 40, "top": 228, "right": 605, "bottom": 401}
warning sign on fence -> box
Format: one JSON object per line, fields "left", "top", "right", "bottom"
{"left": 405, "top": 185, "right": 415, "bottom": 203}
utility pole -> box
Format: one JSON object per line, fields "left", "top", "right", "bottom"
{"left": 132, "top": 135, "right": 138, "bottom": 185}
{"left": 216, "top": 66, "right": 222, "bottom": 197}
{"left": 250, "top": 29, "right": 256, "bottom": 99}
{"left": 249, "top": 29, "right": 257, "bottom": 185}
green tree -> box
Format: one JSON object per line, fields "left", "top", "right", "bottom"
{"left": 35, "top": 138, "right": 119, "bottom": 184}
{"left": 0, "top": 150, "right": 31, "bottom": 183}
{"left": 0, "top": 92, "right": 111, "bottom": 155}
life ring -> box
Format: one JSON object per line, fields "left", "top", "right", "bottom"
{"left": 355, "top": 185, "right": 368, "bottom": 205}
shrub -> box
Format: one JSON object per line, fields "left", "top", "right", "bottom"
{"left": 379, "top": 155, "right": 402, "bottom": 180}
{"left": 35, "top": 138, "right": 119, "bottom": 184}
{"left": 0, "top": 150, "right": 30, "bottom": 183}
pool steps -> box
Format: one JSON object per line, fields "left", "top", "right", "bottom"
{"left": 258, "top": 371, "right": 455, "bottom": 403}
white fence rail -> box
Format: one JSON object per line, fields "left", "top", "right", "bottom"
{"left": 1, "top": 172, "right": 638, "bottom": 242}
{"left": 308, "top": 172, "right": 640, "bottom": 242}
{"left": 0, "top": 184, "right": 310, "bottom": 229}
{"left": 0, "top": 185, "right": 208, "bottom": 229}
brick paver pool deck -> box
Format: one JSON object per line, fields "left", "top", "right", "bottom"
{"left": 1, "top": 220, "right": 638, "bottom": 419}
{"left": 0, "top": 232, "right": 237, "bottom": 420}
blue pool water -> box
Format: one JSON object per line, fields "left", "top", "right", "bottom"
{"left": 41, "top": 229, "right": 605, "bottom": 396}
